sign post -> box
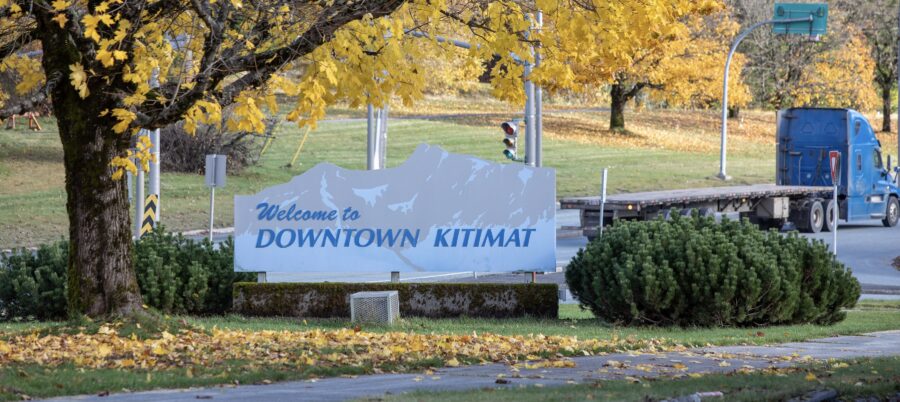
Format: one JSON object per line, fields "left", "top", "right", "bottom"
{"left": 205, "top": 154, "right": 227, "bottom": 241}
{"left": 599, "top": 168, "right": 608, "bottom": 238}
{"left": 829, "top": 150, "right": 841, "bottom": 255}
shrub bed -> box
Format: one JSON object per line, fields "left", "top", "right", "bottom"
{"left": 134, "top": 229, "right": 255, "bottom": 315}
{"left": 233, "top": 282, "right": 558, "bottom": 319}
{"left": 0, "top": 228, "right": 253, "bottom": 320}
{"left": 0, "top": 242, "right": 68, "bottom": 320}
{"left": 565, "top": 213, "right": 860, "bottom": 327}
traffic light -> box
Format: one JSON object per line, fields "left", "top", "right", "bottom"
{"left": 501, "top": 120, "right": 519, "bottom": 161}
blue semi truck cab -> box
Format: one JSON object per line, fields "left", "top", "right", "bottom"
{"left": 776, "top": 108, "right": 899, "bottom": 228}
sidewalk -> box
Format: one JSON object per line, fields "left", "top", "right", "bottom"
{"left": 51, "top": 330, "right": 900, "bottom": 402}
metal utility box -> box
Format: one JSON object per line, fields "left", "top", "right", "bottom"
{"left": 350, "top": 291, "right": 400, "bottom": 325}
{"left": 756, "top": 197, "right": 790, "bottom": 219}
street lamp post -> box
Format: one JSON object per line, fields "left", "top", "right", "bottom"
{"left": 718, "top": 16, "right": 812, "bottom": 181}
{"left": 718, "top": 3, "right": 826, "bottom": 180}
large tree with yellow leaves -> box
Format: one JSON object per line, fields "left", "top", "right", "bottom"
{"left": 0, "top": 0, "right": 721, "bottom": 318}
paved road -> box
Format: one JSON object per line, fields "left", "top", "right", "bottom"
{"left": 49, "top": 330, "right": 900, "bottom": 402}
{"left": 804, "top": 220, "right": 900, "bottom": 290}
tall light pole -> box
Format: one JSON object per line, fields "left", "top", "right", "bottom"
{"left": 718, "top": 17, "right": 812, "bottom": 180}
{"left": 718, "top": 3, "right": 826, "bottom": 181}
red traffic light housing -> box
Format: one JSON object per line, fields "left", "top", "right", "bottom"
{"left": 501, "top": 121, "right": 518, "bottom": 136}
{"left": 500, "top": 120, "right": 519, "bottom": 161}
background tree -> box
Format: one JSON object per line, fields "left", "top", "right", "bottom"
{"left": 534, "top": 3, "right": 749, "bottom": 131}
{"left": 835, "top": 0, "right": 899, "bottom": 132}
{"left": 0, "top": 0, "right": 721, "bottom": 319}
{"left": 727, "top": 0, "right": 878, "bottom": 111}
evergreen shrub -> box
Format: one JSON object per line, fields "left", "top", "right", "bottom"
{"left": 565, "top": 213, "right": 860, "bottom": 327}
{"left": 133, "top": 228, "right": 254, "bottom": 314}
{"left": 0, "top": 242, "right": 68, "bottom": 320}
{"left": 0, "top": 228, "right": 253, "bottom": 320}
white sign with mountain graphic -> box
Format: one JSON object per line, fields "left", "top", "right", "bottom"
{"left": 234, "top": 144, "right": 556, "bottom": 274}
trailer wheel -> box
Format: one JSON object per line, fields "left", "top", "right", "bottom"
{"left": 795, "top": 199, "right": 825, "bottom": 233}
{"left": 883, "top": 196, "right": 899, "bottom": 228}
{"left": 822, "top": 199, "right": 836, "bottom": 232}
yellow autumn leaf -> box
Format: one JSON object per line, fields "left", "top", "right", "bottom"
{"left": 96, "top": 49, "right": 115, "bottom": 67}
{"left": 446, "top": 358, "right": 460, "bottom": 367}
{"left": 82, "top": 14, "right": 115, "bottom": 42}
{"left": 51, "top": 13, "right": 68, "bottom": 28}
{"left": 805, "top": 372, "right": 818, "bottom": 381}
{"left": 110, "top": 108, "right": 136, "bottom": 134}
{"left": 151, "top": 345, "right": 168, "bottom": 356}
{"left": 51, "top": 0, "right": 70, "bottom": 10}
{"left": 69, "top": 63, "right": 89, "bottom": 98}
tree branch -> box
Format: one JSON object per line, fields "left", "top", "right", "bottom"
{"left": 0, "top": 32, "right": 34, "bottom": 59}
{"left": 137, "top": 0, "right": 406, "bottom": 128}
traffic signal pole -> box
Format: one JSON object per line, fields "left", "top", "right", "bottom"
{"left": 534, "top": 10, "right": 544, "bottom": 168}
{"left": 366, "top": 104, "right": 377, "bottom": 170}
{"left": 387, "top": 22, "right": 546, "bottom": 168}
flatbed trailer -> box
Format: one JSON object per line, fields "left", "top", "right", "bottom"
{"left": 560, "top": 184, "right": 834, "bottom": 239}
{"left": 561, "top": 108, "right": 900, "bottom": 239}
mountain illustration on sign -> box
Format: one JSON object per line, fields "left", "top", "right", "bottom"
{"left": 234, "top": 144, "right": 556, "bottom": 273}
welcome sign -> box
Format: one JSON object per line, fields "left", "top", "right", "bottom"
{"left": 234, "top": 144, "right": 556, "bottom": 273}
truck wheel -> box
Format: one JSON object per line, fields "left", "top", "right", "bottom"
{"left": 795, "top": 199, "right": 825, "bottom": 233}
{"left": 823, "top": 199, "right": 836, "bottom": 232}
{"left": 883, "top": 196, "right": 899, "bottom": 228}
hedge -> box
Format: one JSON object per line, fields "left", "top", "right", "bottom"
{"left": 0, "top": 242, "right": 68, "bottom": 321}
{"left": 565, "top": 213, "right": 860, "bottom": 327}
{"left": 233, "top": 282, "right": 559, "bottom": 319}
{"left": 0, "top": 228, "right": 254, "bottom": 321}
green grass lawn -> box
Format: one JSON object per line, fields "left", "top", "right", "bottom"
{"left": 0, "top": 108, "right": 777, "bottom": 248}
{"left": 387, "top": 357, "right": 900, "bottom": 402}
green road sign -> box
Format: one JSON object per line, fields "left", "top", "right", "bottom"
{"left": 772, "top": 3, "right": 828, "bottom": 36}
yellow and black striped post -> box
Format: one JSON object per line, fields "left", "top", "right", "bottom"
{"left": 141, "top": 194, "right": 158, "bottom": 235}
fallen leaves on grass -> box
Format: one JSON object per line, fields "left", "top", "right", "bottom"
{"left": 0, "top": 326, "right": 673, "bottom": 373}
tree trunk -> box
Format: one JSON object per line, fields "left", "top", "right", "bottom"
{"left": 56, "top": 105, "right": 144, "bottom": 318}
{"left": 882, "top": 83, "right": 892, "bottom": 133}
{"left": 728, "top": 106, "right": 740, "bottom": 119}
{"left": 39, "top": 23, "right": 144, "bottom": 317}
{"left": 610, "top": 84, "right": 626, "bottom": 131}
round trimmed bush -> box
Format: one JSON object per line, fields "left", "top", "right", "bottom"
{"left": 565, "top": 212, "right": 860, "bottom": 327}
